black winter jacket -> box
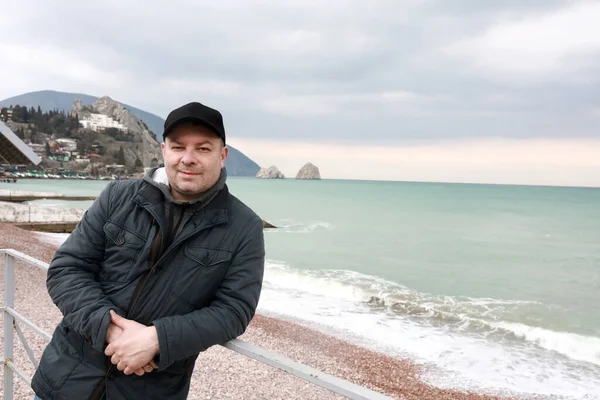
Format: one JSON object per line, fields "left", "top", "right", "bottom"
{"left": 31, "top": 167, "right": 265, "bottom": 399}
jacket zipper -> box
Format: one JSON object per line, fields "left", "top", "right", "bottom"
{"left": 126, "top": 221, "right": 163, "bottom": 318}
{"left": 164, "top": 203, "right": 187, "bottom": 252}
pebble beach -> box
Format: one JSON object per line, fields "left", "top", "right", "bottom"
{"left": 0, "top": 222, "right": 527, "bottom": 400}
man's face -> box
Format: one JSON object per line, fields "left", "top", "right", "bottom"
{"left": 161, "top": 122, "right": 228, "bottom": 202}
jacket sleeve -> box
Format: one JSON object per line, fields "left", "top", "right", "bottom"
{"left": 46, "top": 181, "right": 122, "bottom": 352}
{"left": 151, "top": 216, "right": 265, "bottom": 370}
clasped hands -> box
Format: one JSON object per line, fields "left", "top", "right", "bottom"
{"left": 104, "top": 310, "right": 160, "bottom": 376}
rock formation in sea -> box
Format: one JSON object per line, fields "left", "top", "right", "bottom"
{"left": 295, "top": 162, "right": 321, "bottom": 180}
{"left": 256, "top": 166, "right": 285, "bottom": 179}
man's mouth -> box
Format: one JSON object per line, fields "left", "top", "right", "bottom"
{"left": 179, "top": 171, "right": 199, "bottom": 176}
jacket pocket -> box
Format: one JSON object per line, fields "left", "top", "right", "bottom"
{"left": 184, "top": 246, "right": 232, "bottom": 267}
{"left": 170, "top": 246, "right": 232, "bottom": 308}
{"left": 102, "top": 220, "right": 147, "bottom": 283}
{"left": 38, "top": 326, "right": 84, "bottom": 391}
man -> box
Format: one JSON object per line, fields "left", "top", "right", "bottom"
{"left": 31, "top": 102, "right": 266, "bottom": 399}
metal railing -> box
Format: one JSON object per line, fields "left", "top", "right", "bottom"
{"left": 1, "top": 248, "right": 393, "bottom": 400}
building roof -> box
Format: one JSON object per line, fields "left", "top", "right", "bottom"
{"left": 0, "top": 121, "right": 42, "bottom": 165}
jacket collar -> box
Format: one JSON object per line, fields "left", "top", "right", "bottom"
{"left": 133, "top": 166, "right": 228, "bottom": 210}
{"left": 132, "top": 167, "right": 230, "bottom": 237}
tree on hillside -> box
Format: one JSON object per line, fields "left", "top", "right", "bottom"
{"left": 104, "top": 127, "right": 132, "bottom": 142}
{"left": 76, "top": 129, "right": 99, "bottom": 153}
{"left": 19, "top": 105, "right": 29, "bottom": 123}
{"left": 29, "top": 124, "right": 40, "bottom": 143}
{"left": 134, "top": 156, "right": 144, "bottom": 173}
{"left": 50, "top": 114, "right": 67, "bottom": 136}
{"left": 10, "top": 105, "right": 23, "bottom": 122}
{"left": 77, "top": 138, "right": 86, "bottom": 154}
{"left": 117, "top": 146, "right": 126, "bottom": 165}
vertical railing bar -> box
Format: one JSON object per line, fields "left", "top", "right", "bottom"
{"left": 14, "top": 321, "right": 39, "bottom": 368}
{"left": 3, "top": 253, "right": 16, "bottom": 400}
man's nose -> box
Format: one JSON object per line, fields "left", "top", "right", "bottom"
{"left": 180, "top": 149, "right": 197, "bottom": 164}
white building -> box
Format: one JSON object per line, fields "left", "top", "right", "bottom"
{"left": 74, "top": 157, "right": 91, "bottom": 165}
{"left": 55, "top": 138, "right": 78, "bottom": 152}
{"left": 80, "top": 113, "right": 128, "bottom": 133}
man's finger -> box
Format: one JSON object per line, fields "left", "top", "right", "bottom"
{"left": 110, "top": 310, "right": 127, "bottom": 329}
{"left": 111, "top": 354, "right": 120, "bottom": 366}
{"left": 116, "top": 360, "right": 127, "bottom": 372}
{"left": 150, "top": 360, "right": 158, "bottom": 369}
{"left": 143, "top": 364, "right": 153, "bottom": 373}
{"left": 123, "top": 365, "right": 135, "bottom": 375}
{"left": 134, "top": 368, "right": 145, "bottom": 377}
{"left": 104, "top": 343, "right": 115, "bottom": 357}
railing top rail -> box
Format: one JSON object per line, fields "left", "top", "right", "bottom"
{"left": 1, "top": 248, "right": 49, "bottom": 270}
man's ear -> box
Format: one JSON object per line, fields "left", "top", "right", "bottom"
{"left": 221, "top": 146, "right": 229, "bottom": 167}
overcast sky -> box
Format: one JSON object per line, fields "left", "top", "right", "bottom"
{"left": 1, "top": 0, "right": 600, "bottom": 186}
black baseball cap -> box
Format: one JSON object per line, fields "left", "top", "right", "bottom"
{"left": 162, "top": 102, "right": 226, "bottom": 145}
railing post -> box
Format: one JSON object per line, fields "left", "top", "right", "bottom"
{"left": 4, "top": 253, "right": 15, "bottom": 400}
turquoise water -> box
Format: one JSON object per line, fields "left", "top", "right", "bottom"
{"left": 3, "top": 178, "right": 600, "bottom": 399}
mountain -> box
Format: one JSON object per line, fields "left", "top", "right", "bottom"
{"left": 0, "top": 90, "right": 261, "bottom": 176}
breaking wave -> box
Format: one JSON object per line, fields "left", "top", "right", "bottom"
{"left": 263, "top": 261, "right": 600, "bottom": 367}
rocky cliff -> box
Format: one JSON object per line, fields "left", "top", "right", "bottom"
{"left": 72, "top": 97, "right": 162, "bottom": 167}
{"left": 256, "top": 166, "right": 285, "bottom": 179}
{"left": 296, "top": 162, "right": 321, "bottom": 180}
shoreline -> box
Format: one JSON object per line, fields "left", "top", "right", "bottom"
{"left": 0, "top": 222, "right": 527, "bottom": 399}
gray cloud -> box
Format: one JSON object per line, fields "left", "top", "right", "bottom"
{"left": 1, "top": 0, "right": 599, "bottom": 143}
{"left": 430, "top": 0, "right": 572, "bottom": 16}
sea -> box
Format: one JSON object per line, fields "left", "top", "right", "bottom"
{"left": 2, "top": 177, "right": 599, "bottom": 399}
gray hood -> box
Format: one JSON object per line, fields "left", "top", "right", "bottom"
{"left": 143, "top": 166, "right": 227, "bottom": 206}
